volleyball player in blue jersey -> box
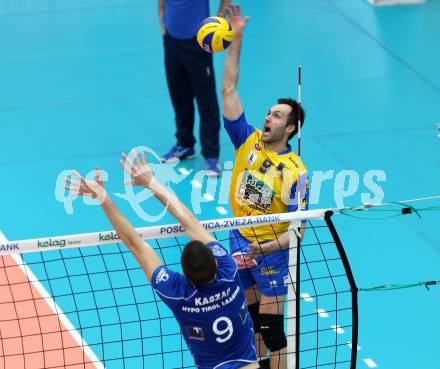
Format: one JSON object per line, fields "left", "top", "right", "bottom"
{"left": 66, "top": 149, "right": 258, "bottom": 369}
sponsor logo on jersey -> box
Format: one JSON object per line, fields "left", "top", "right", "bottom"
{"left": 210, "top": 244, "right": 227, "bottom": 257}
{"left": 186, "top": 326, "right": 205, "bottom": 341}
{"left": 237, "top": 171, "right": 273, "bottom": 210}
{"left": 155, "top": 267, "right": 169, "bottom": 284}
{"left": 276, "top": 163, "right": 287, "bottom": 178}
{"left": 246, "top": 151, "right": 257, "bottom": 166}
{"left": 254, "top": 142, "right": 262, "bottom": 151}
{"left": 239, "top": 302, "right": 248, "bottom": 324}
{"left": 232, "top": 252, "right": 257, "bottom": 270}
{"left": 288, "top": 157, "right": 298, "bottom": 166}
{"left": 260, "top": 266, "right": 279, "bottom": 276}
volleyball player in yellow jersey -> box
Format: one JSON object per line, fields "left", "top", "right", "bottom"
{"left": 221, "top": 5, "right": 309, "bottom": 369}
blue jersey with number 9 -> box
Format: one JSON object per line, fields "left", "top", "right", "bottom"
{"left": 152, "top": 242, "right": 257, "bottom": 369}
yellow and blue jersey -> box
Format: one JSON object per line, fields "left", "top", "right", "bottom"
{"left": 224, "top": 112, "right": 309, "bottom": 242}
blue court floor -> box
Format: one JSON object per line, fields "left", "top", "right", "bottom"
{"left": 1, "top": 0, "right": 439, "bottom": 368}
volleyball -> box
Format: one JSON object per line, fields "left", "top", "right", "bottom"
{"left": 197, "top": 16, "right": 234, "bottom": 53}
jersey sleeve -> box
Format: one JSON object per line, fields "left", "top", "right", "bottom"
{"left": 151, "top": 266, "right": 188, "bottom": 306}
{"left": 223, "top": 112, "right": 255, "bottom": 150}
{"left": 207, "top": 241, "right": 237, "bottom": 279}
{"left": 288, "top": 173, "right": 310, "bottom": 216}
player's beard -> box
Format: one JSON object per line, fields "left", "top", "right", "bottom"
{"left": 261, "top": 127, "right": 284, "bottom": 144}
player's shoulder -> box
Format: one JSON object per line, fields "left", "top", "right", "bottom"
{"left": 207, "top": 241, "right": 228, "bottom": 256}
{"left": 240, "top": 127, "right": 261, "bottom": 145}
{"left": 252, "top": 128, "right": 263, "bottom": 142}
{"left": 224, "top": 112, "right": 258, "bottom": 151}
{"left": 235, "top": 129, "right": 263, "bottom": 159}
{"left": 152, "top": 266, "right": 195, "bottom": 301}
{"left": 206, "top": 241, "right": 238, "bottom": 281}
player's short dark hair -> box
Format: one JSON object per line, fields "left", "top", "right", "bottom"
{"left": 181, "top": 240, "right": 216, "bottom": 286}
{"left": 277, "top": 97, "right": 306, "bottom": 141}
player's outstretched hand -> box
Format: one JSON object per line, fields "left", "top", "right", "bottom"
{"left": 120, "top": 149, "right": 155, "bottom": 189}
{"left": 65, "top": 168, "right": 108, "bottom": 203}
{"left": 245, "top": 241, "right": 266, "bottom": 260}
{"left": 224, "top": 4, "right": 250, "bottom": 39}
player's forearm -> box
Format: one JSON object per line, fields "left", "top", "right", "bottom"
{"left": 158, "top": 0, "right": 164, "bottom": 23}
{"left": 221, "top": 37, "right": 242, "bottom": 93}
{"left": 148, "top": 179, "right": 209, "bottom": 242}
{"left": 100, "top": 196, "right": 162, "bottom": 280}
{"left": 265, "top": 224, "right": 306, "bottom": 253}
{"left": 148, "top": 179, "right": 188, "bottom": 222}
{"left": 264, "top": 231, "right": 291, "bottom": 253}
{"left": 100, "top": 197, "right": 144, "bottom": 252}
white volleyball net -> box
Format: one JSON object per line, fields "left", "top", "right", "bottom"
{"left": 0, "top": 210, "right": 357, "bottom": 369}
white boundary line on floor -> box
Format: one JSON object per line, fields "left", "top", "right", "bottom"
{"left": 0, "top": 230, "right": 105, "bottom": 369}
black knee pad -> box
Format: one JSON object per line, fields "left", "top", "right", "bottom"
{"left": 259, "top": 314, "right": 287, "bottom": 352}
{"left": 248, "top": 303, "right": 261, "bottom": 333}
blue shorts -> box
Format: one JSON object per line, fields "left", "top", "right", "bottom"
{"left": 229, "top": 229, "right": 289, "bottom": 297}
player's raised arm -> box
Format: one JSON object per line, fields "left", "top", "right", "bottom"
{"left": 158, "top": 0, "right": 165, "bottom": 35}
{"left": 65, "top": 169, "right": 162, "bottom": 282}
{"left": 120, "top": 150, "right": 215, "bottom": 245}
{"left": 221, "top": 4, "right": 250, "bottom": 121}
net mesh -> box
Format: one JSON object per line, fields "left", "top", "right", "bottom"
{"left": 0, "top": 215, "right": 357, "bottom": 369}
{"left": 298, "top": 217, "right": 357, "bottom": 369}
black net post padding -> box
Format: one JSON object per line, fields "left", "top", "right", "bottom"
{"left": 324, "top": 211, "right": 359, "bottom": 369}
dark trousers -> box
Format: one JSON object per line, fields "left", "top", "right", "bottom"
{"left": 164, "top": 33, "right": 220, "bottom": 159}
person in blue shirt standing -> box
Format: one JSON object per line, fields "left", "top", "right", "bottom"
{"left": 66, "top": 149, "right": 258, "bottom": 369}
{"left": 158, "top": 0, "right": 230, "bottom": 176}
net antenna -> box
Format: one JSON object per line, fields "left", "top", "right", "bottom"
{"left": 297, "top": 65, "right": 303, "bottom": 211}
{"left": 288, "top": 65, "right": 302, "bottom": 369}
